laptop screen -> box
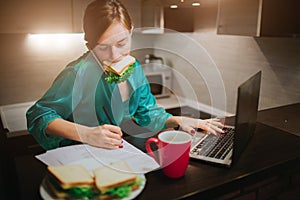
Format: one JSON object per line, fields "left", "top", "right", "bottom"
{"left": 233, "top": 71, "right": 261, "bottom": 164}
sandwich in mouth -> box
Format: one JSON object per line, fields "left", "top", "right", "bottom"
{"left": 103, "top": 55, "right": 136, "bottom": 84}
{"left": 45, "top": 161, "right": 143, "bottom": 199}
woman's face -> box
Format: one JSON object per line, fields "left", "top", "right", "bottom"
{"left": 93, "top": 21, "right": 131, "bottom": 65}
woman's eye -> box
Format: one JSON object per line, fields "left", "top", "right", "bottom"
{"left": 97, "top": 45, "right": 109, "bottom": 51}
{"left": 117, "top": 38, "right": 129, "bottom": 48}
{"left": 117, "top": 42, "right": 126, "bottom": 48}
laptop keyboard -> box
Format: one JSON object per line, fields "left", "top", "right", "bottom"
{"left": 191, "top": 127, "right": 234, "bottom": 160}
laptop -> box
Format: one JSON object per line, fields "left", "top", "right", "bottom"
{"left": 190, "top": 71, "right": 262, "bottom": 167}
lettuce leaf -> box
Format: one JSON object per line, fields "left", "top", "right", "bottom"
{"left": 47, "top": 175, "right": 96, "bottom": 199}
{"left": 66, "top": 187, "right": 95, "bottom": 198}
{"left": 102, "top": 177, "right": 144, "bottom": 198}
{"left": 105, "top": 64, "right": 135, "bottom": 84}
{"left": 105, "top": 185, "right": 132, "bottom": 198}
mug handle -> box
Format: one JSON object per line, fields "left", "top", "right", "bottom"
{"left": 146, "top": 138, "right": 159, "bottom": 163}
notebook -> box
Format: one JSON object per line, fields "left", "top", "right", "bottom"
{"left": 190, "top": 71, "right": 262, "bottom": 167}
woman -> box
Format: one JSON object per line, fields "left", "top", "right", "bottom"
{"left": 26, "top": 0, "right": 223, "bottom": 150}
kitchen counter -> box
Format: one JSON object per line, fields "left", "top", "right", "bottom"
{"left": 156, "top": 94, "right": 182, "bottom": 109}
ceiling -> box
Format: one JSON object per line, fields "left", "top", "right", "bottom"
{"left": 160, "top": 0, "right": 218, "bottom": 8}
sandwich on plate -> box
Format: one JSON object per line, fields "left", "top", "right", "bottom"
{"left": 103, "top": 55, "right": 136, "bottom": 84}
{"left": 45, "top": 165, "right": 95, "bottom": 199}
{"left": 94, "top": 161, "right": 143, "bottom": 200}
{"left": 44, "top": 161, "right": 144, "bottom": 199}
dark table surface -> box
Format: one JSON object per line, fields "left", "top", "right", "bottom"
{"left": 10, "top": 103, "right": 300, "bottom": 200}
{"left": 257, "top": 103, "right": 300, "bottom": 136}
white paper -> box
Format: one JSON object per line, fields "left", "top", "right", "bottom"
{"left": 35, "top": 140, "right": 160, "bottom": 174}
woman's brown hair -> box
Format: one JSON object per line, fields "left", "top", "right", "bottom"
{"left": 83, "top": 0, "right": 132, "bottom": 49}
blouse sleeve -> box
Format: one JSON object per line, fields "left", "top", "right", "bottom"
{"left": 131, "top": 63, "right": 172, "bottom": 131}
{"left": 26, "top": 67, "right": 77, "bottom": 150}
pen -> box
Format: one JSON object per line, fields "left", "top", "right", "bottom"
{"left": 102, "top": 106, "right": 123, "bottom": 148}
{"left": 102, "top": 106, "right": 113, "bottom": 124}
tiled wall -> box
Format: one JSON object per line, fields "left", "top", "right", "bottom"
{"left": 132, "top": 32, "right": 300, "bottom": 114}
{"left": 0, "top": 32, "right": 299, "bottom": 115}
{"left": 0, "top": 33, "right": 87, "bottom": 105}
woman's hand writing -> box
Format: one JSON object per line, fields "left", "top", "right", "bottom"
{"left": 79, "top": 124, "right": 123, "bottom": 149}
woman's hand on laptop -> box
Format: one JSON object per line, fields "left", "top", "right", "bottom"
{"left": 167, "top": 116, "right": 225, "bottom": 135}
{"left": 198, "top": 118, "right": 225, "bottom": 135}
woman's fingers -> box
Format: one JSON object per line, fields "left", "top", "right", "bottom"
{"left": 102, "top": 124, "right": 123, "bottom": 137}
{"left": 104, "top": 129, "right": 122, "bottom": 140}
{"left": 184, "top": 126, "right": 196, "bottom": 135}
{"left": 205, "top": 127, "right": 217, "bottom": 136}
{"left": 200, "top": 119, "right": 225, "bottom": 135}
{"left": 104, "top": 137, "right": 123, "bottom": 147}
{"left": 92, "top": 125, "right": 123, "bottom": 149}
{"left": 205, "top": 118, "right": 224, "bottom": 126}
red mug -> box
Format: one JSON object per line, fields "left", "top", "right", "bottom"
{"left": 146, "top": 130, "right": 192, "bottom": 178}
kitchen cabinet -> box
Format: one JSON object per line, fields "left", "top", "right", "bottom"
{"left": 72, "top": 0, "right": 94, "bottom": 33}
{"left": 141, "top": 0, "right": 164, "bottom": 33}
{"left": 141, "top": 0, "right": 194, "bottom": 33}
{"left": 141, "top": 0, "right": 196, "bottom": 33}
{"left": 217, "top": 0, "right": 300, "bottom": 37}
{"left": 0, "top": 0, "right": 73, "bottom": 33}
{"left": 164, "top": 7, "right": 194, "bottom": 32}
{"left": 260, "top": 0, "right": 300, "bottom": 37}
{"left": 0, "top": 0, "right": 141, "bottom": 34}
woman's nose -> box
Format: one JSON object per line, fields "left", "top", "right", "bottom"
{"left": 110, "top": 46, "right": 122, "bottom": 63}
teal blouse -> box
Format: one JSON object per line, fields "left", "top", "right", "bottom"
{"left": 26, "top": 52, "right": 172, "bottom": 150}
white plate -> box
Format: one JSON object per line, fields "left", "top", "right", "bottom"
{"left": 40, "top": 174, "right": 146, "bottom": 200}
